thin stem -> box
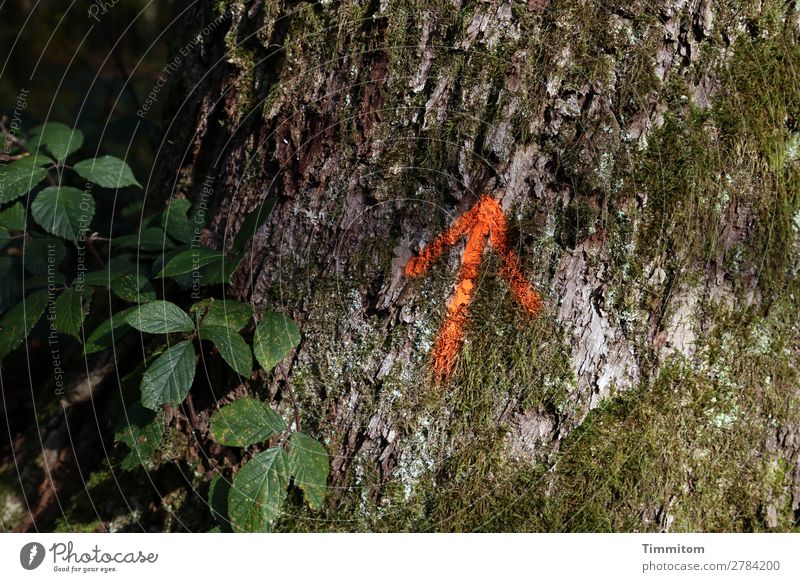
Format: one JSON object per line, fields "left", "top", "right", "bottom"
{"left": 184, "top": 393, "right": 199, "bottom": 431}
{"left": 0, "top": 153, "right": 27, "bottom": 163}
{"left": 85, "top": 234, "right": 105, "bottom": 267}
{"left": 0, "top": 117, "right": 26, "bottom": 151}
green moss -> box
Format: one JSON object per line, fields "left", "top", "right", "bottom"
{"left": 628, "top": 28, "right": 800, "bottom": 300}
{"left": 545, "top": 299, "right": 798, "bottom": 532}
{"left": 366, "top": 282, "right": 798, "bottom": 532}
{"left": 213, "top": 0, "right": 235, "bottom": 15}
{"left": 376, "top": 259, "right": 572, "bottom": 531}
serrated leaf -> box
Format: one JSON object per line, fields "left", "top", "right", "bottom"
{"left": 190, "top": 298, "right": 253, "bottom": 331}
{"left": 28, "top": 122, "right": 83, "bottom": 161}
{"left": 0, "top": 202, "right": 26, "bottom": 230}
{"left": 156, "top": 248, "right": 225, "bottom": 278}
{"left": 232, "top": 198, "right": 276, "bottom": 253}
{"left": 161, "top": 198, "right": 194, "bottom": 244}
{"left": 0, "top": 289, "right": 48, "bottom": 359}
{"left": 73, "top": 156, "right": 141, "bottom": 188}
{"left": 54, "top": 288, "right": 90, "bottom": 339}
{"left": 114, "top": 400, "right": 164, "bottom": 470}
{"left": 111, "top": 273, "right": 156, "bottom": 303}
{"left": 199, "top": 324, "right": 252, "bottom": 376}
{"left": 84, "top": 306, "right": 138, "bottom": 354}
{"left": 113, "top": 227, "right": 173, "bottom": 252}
{"left": 22, "top": 237, "right": 66, "bottom": 275}
{"left": 140, "top": 340, "right": 196, "bottom": 410}
{"left": 126, "top": 300, "right": 194, "bottom": 334}
{"left": 288, "top": 433, "right": 329, "bottom": 511}
{"left": 31, "top": 186, "right": 95, "bottom": 240}
{"left": 209, "top": 398, "right": 285, "bottom": 447}
{"left": 0, "top": 154, "right": 52, "bottom": 204}
{"left": 253, "top": 312, "right": 300, "bottom": 371}
{"left": 228, "top": 448, "right": 289, "bottom": 532}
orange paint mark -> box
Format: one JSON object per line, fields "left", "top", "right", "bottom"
{"left": 405, "top": 195, "right": 541, "bottom": 380}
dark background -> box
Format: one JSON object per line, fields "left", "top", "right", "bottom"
{"left": 0, "top": 1, "right": 181, "bottom": 528}
{"left": 1, "top": 0, "right": 177, "bottom": 171}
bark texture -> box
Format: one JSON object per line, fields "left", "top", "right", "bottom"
{"left": 139, "top": 0, "right": 800, "bottom": 529}
{"left": 14, "top": 0, "right": 796, "bottom": 532}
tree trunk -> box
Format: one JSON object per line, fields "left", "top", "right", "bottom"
{"left": 7, "top": 0, "right": 800, "bottom": 532}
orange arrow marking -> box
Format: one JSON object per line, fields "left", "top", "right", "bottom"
{"left": 405, "top": 195, "right": 541, "bottom": 380}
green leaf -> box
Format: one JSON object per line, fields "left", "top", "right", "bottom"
{"left": 73, "top": 156, "right": 141, "bottom": 188}
{"left": 0, "top": 228, "right": 9, "bottom": 249}
{"left": 113, "top": 227, "right": 173, "bottom": 252}
{"left": 0, "top": 202, "right": 27, "bottom": 230}
{"left": 253, "top": 312, "right": 300, "bottom": 371}
{"left": 161, "top": 198, "right": 195, "bottom": 244}
{"left": 114, "top": 400, "right": 164, "bottom": 470}
{"left": 31, "top": 186, "right": 94, "bottom": 240}
{"left": 0, "top": 154, "right": 52, "bottom": 204}
{"left": 288, "top": 433, "right": 330, "bottom": 511}
{"left": 209, "top": 398, "right": 285, "bottom": 447}
{"left": 190, "top": 298, "right": 253, "bottom": 331}
{"left": 162, "top": 252, "right": 242, "bottom": 288}
{"left": 140, "top": 340, "right": 196, "bottom": 410}
{"left": 53, "top": 288, "right": 90, "bottom": 339}
{"left": 126, "top": 300, "right": 194, "bottom": 334}
{"left": 208, "top": 473, "right": 232, "bottom": 530}
{"left": 149, "top": 250, "right": 177, "bottom": 281}
{"left": 228, "top": 448, "right": 289, "bottom": 532}
{"left": 0, "top": 256, "right": 14, "bottom": 275}
{"left": 111, "top": 273, "right": 156, "bottom": 303}
{"left": 196, "top": 253, "right": 243, "bottom": 285}
{"left": 0, "top": 289, "right": 48, "bottom": 359}
{"left": 79, "top": 255, "right": 139, "bottom": 287}
{"left": 199, "top": 324, "right": 252, "bottom": 376}
{"left": 0, "top": 257, "right": 21, "bottom": 310}
{"left": 156, "top": 248, "right": 225, "bottom": 278}
{"left": 84, "top": 306, "right": 138, "bottom": 354}
{"left": 232, "top": 198, "right": 276, "bottom": 253}
{"left": 22, "top": 237, "right": 66, "bottom": 274}
{"left": 28, "top": 122, "right": 83, "bottom": 162}
{"left": 25, "top": 272, "right": 66, "bottom": 289}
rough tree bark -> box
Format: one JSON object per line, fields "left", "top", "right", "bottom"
{"left": 6, "top": 0, "right": 800, "bottom": 532}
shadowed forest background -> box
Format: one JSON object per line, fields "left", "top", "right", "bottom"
{"left": 1, "top": 0, "right": 800, "bottom": 532}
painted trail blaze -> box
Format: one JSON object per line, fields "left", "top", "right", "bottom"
{"left": 405, "top": 195, "right": 541, "bottom": 379}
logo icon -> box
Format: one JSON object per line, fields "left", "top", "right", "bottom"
{"left": 20, "top": 542, "right": 46, "bottom": 570}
